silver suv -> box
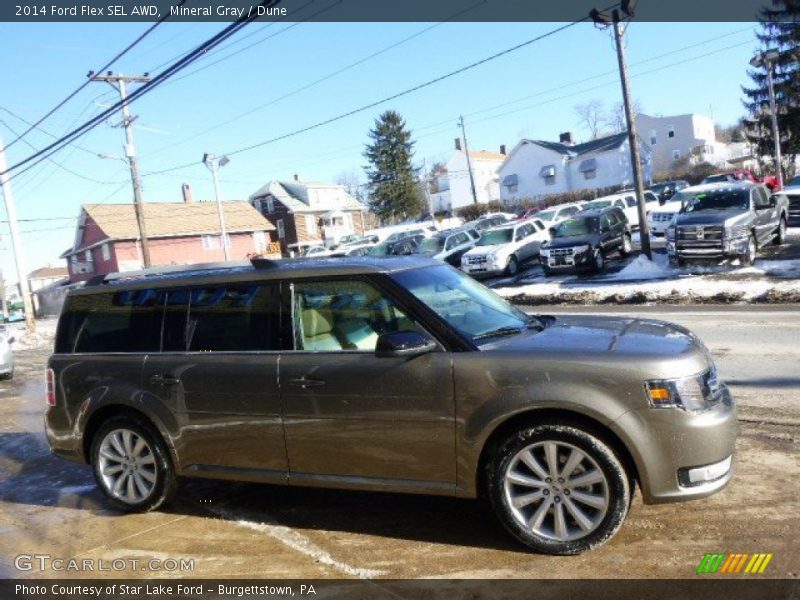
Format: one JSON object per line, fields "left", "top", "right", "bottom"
{"left": 45, "top": 257, "right": 736, "bottom": 555}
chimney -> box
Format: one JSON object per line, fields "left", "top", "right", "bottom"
{"left": 454, "top": 138, "right": 462, "bottom": 151}
{"left": 181, "top": 183, "right": 194, "bottom": 204}
{"left": 500, "top": 144, "right": 506, "bottom": 155}
{"left": 559, "top": 132, "right": 573, "bottom": 145}
{"left": 293, "top": 173, "right": 299, "bottom": 181}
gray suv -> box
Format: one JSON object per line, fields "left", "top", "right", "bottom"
{"left": 45, "top": 257, "right": 736, "bottom": 555}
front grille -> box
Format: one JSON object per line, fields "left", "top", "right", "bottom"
{"left": 466, "top": 255, "right": 487, "bottom": 265}
{"left": 677, "top": 225, "right": 723, "bottom": 241}
{"left": 550, "top": 247, "right": 575, "bottom": 256}
{"left": 652, "top": 212, "right": 675, "bottom": 222}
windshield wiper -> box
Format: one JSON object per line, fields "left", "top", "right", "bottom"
{"left": 526, "top": 315, "right": 546, "bottom": 331}
{"left": 473, "top": 326, "right": 525, "bottom": 341}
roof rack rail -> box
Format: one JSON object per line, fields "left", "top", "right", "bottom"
{"left": 83, "top": 260, "right": 252, "bottom": 287}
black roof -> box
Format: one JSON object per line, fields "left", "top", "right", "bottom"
{"left": 526, "top": 132, "right": 629, "bottom": 157}
{"left": 74, "top": 256, "right": 439, "bottom": 295}
{"left": 571, "top": 206, "right": 623, "bottom": 219}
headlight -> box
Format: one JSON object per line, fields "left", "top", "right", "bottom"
{"left": 724, "top": 225, "right": 748, "bottom": 239}
{"left": 540, "top": 248, "right": 550, "bottom": 257}
{"left": 667, "top": 227, "right": 676, "bottom": 241}
{"left": 645, "top": 368, "right": 719, "bottom": 412}
{"left": 573, "top": 244, "right": 591, "bottom": 253}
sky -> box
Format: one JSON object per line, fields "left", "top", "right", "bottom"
{"left": 0, "top": 18, "right": 762, "bottom": 285}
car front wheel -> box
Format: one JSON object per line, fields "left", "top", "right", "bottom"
{"left": 592, "top": 248, "right": 605, "bottom": 273}
{"left": 773, "top": 217, "right": 787, "bottom": 246}
{"left": 91, "top": 415, "right": 178, "bottom": 512}
{"left": 741, "top": 234, "right": 757, "bottom": 266}
{"left": 505, "top": 255, "right": 519, "bottom": 276}
{"left": 619, "top": 233, "right": 632, "bottom": 257}
{"left": 486, "top": 423, "right": 631, "bottom": 555}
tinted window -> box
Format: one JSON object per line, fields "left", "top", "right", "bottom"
{"left": 625, "top": 196, "right": 637, "bottom": 207}
{"left": 55, "top": 290, "right": 161, "bottom": 353}
{"left": 292, "top": 280, "right": 418, "bottom": 352}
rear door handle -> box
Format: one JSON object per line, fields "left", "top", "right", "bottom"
{"left": 150, "top": 374, "right": 180, "bottom": 386}
{"left": 289, "top": 376, "right": 326, "bottom": 389}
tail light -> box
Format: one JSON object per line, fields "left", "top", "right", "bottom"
{"left": 46, "top": 368, "right": 56, "bottom": 406}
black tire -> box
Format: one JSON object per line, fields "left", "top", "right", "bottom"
{"left": 740, "top": 234, "right": 757, "bottom": 266}
{"left": 505, "top": 255, "right": 519, "bottom": 276}
{"left": 485, "top": 423, "right": 631, "bottom": 555}
{"left": 619, "top": 233, "right": 632, "bottom": 258}
{"left": 592, "top": 247, "right": 605, "bottom": 273}
{"left": 90, "top": 414, "right": 178, "bottom": 512}
{"left": 670, "top": 255, "right": 686, "bottom": 267}
{"left": 773, "top": 217, "right": 787, "bottom": 246}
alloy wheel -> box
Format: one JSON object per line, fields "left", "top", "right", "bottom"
{"left": 97, "top": 428, "right": 157, "bottom": 505}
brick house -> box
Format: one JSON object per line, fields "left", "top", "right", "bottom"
{"left": 249, "top": 180, "right": 369, "bottom": 254}
{"left": 60, "top": 201, "right": 277, "bottom": 284}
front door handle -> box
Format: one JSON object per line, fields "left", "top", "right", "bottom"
{"left": 289, "top": 376, "right": 326, "bottom": 389}
{"left": 150, "top": 374, "right": 180, "bottom": 386}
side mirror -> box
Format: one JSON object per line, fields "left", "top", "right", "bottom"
{"left": 549, "top": 227, "right": 557, "bottom": 237}
{"left": 7, "top": 336, "right": 14, "bottom": 344}
{"left": 376, "top": 331, "right": 437, "bottom": 358}
{"left": 768, "top": 195, "right": 778, "bottom": 208}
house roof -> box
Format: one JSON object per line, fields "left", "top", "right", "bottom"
{"left": 63, "top": 201, "right": 273, "bottom": 257}
{"left": 467, "top": 150, "right": 507, "bottom": 161}
{"left": 249, "top": 180, "right": 364, "bottom": 212}
{"left": 525, "top": 132, "right": 630, "bottom": 157}
{"left": 28, "top": 266, "right": 68, "bottom": 280}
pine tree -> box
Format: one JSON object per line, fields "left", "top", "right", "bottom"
{"left": 741, "top": 0, "right": 800, "bottom": 177}
{"left": 363, "top": 111, "right": 424, "bottom": 223}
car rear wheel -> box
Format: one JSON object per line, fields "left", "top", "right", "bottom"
{"left": 505, "top": 255, "right": 519, "bottom": 276}
{"left": 91, "top": 415, "right": 178, "bottom": 512}
{"left": 741, "top": 234, "right": 757, "bottom": 266}
{"left": 619, "top": 234, "right": 632, "bottom": 257}
{"left": 486, "top": 423, "right": 631, "bottom": 555}
{"left": 773, "top": 217, "right": 787, "bottom": 245}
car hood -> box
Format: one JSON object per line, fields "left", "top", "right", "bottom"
{"left": 651, "top": 201, "right": 682, "bottom": 214}
{"left": 674, "top": 210, "right": 748, "bottom": 226}
{"left": 543, "top": 234, "right": 597, "bottom": 249}
{"left": 484, "top": 315, "right": 711, "bottom": 372}
{"left": 465, "top": 244, "right": 507, "bottom": 256}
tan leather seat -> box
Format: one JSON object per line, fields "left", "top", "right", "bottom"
{"left": 301, "top": 308, "right": 341, "bottom": 351}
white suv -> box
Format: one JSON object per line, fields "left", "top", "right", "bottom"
{"left": 461, "top": 219, "right": 548, "bottom": 277}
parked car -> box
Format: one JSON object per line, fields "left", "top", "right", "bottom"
{"left": 647, "top": 180, "right": 690, "bottom": 203}
{"left": 300, "top": 245, "right": 334, "bottom": 258}
{"left": 470, "top": 214, "right": 511, "bottom": 233}
{"left": 783, "top": 174, "right": 800, "bottom": 192}
{"left": 648, "top": 197, "right": 686, "bottom": 237}
{"left": 667, "top": 182, "right": 789, "bottom": 266}
{"left": 0, "top": 330, "right": 14, "bottom": 379}
{"left": 582, "top": 193, "right": 652, "bottom": 231}
{"left": 416, "top": 228, "right": 479, "bottom": 266}
{"left": 529, "top": 203, "right": 583, "bottom": 227}
{"left": 330, "top": 243, "right": 376, "bottom": 257}
{"left": 368, "top": 234, "right": 425, "bottom": 257}
{"left": 775, "top": 189, "right": 800, "bottom": 227}
{"left": 461, "top": 219, "right": 549, "bottom": 277}
{"left": 540, "top": 207, "right": 632, "bottom": 275}
{"left": 45, "top": 256, "right": 736, "bottom": 555}
{"left": 701, "top": 170, "right": 759, "bottom": 185}
{"left": 384, "top": 227, "right": 436, "bottom": 244}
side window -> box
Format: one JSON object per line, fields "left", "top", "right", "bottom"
{"left": 444, "top": 235, "right": 457, "bottom": 251}
{"left": 753, "top": 187, "right": 768, "bottom": 207}
{"left": 600, "top": 216, "right": 611, "bottom": 232}
{"left": 563, "top": 207, "right": 578, "bottom": 217}
{"left": 187, "top": 284, "right": 281, "bottom": 352}
{"left": 162, "top": 290, "right": 190, "bottom": 352}
{"left": 55, "top": 289, "right": 161, "bottom": 354}
{"left": 534, "top": 219, "right": 545, "bottom": 231}
{"left": 292, "top": 279, "right": 420, "bottom": 352}
{"left": 625, "top": 196, "right": 637, "bottom": 207}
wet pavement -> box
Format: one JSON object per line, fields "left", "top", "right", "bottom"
{"left": 0, "top": 311, "right": 798, "bottom": 580}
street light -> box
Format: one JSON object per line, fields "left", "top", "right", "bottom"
{"left": 202, "top": 153, "right": 231, "bottom": 261}
{"left": 750, "top": 49, "right": 784, "bottom": 189}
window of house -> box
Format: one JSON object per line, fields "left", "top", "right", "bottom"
{"left": 277, "top": 219, "right": 285, "bottom": 240}
{"left": 540, "top": 165, "right": 556, "bottom": 186}
{"left": 650, "top": 130, "right": 657, "bottom": 145}
{"left": 84, "top": 250, "right": 93, "bottom": 263}
{"left": 292, "top": 279, "right": 422, "bottom": 352}
{"left": 202, "top": 235, "right": 221, "bottom": 250}
{"left": 266, "top": 198, "right": 275, "bottom": 213}
{"left": 101, "top": 243, "right": 110, "bottom": 262}
{"left": 71, "top": 255, "right": 77, "bottom": 264}
{"left": 672, "top": 149, "right": 681, "bottom": 160}
{"left": 344, "top": 212, "right": 354, "bottom": 232}
{"left": 253, "top": 231, "right": 267, "bottom": 253}
{"left": 305, "top": 214, "right": 317, "bottom": 236}
{"left": 668, "top": 126, "right": 675, "bottom": 138}
{"left": 508, "top": 184, "right": 518, "bottom": 193}
{"left": 583, "top": 170, "right": 597, "bottom": 180}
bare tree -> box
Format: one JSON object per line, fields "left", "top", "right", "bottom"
{"left": 574, "top": 99, "right": 606, "bottom": 139}
{"left": 336, "top": 169, "right": 365, "bottom": 202}
{"left": 606, "top": 100, "right": 644, "bottom": 133}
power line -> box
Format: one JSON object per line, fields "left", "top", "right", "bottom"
{"left": 0, "top": 0, "right": 278, "bottom": 184}
{"left": 1, "top": 13, "right": 176, "bottom": 151}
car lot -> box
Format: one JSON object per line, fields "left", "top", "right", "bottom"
{"left": 0, "top": 307, "right": 798, "bottom": 579}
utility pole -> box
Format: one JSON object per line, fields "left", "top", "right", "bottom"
{"left": 590, "top": 2, "right": 652, "bottom": 260}
{"left": 0, "top": 134, "right": 36, "bottom": 333}
{"left": 202, "top": 153, "right": 231, "bottom": 261}
{"left": 750, "top": 51, "right": 784, "bottom": 189}
{"left": 90, "top": 72, "right": 152, "bottom": 267}
{"left": 459, "top": 115, "right": 479, "bottom": 205}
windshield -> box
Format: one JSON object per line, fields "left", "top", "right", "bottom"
{"left": 679, "top": 189, "right": 749, "bottom": 212}
{"left": 583, "top": 200, "right": 611, "bottom": 210}
{"left": 554, "top": 217, "right": 597, "bottom": 237}
{"left": 536, "top": 209, "right": 556, "bottom": 221}
{"left": 417, "top": 237, "right": 444, "bottom": 254}
{"left": 477, "top": 228, "right": 513, "bottom": 246}
{"left": 703, "top": 174, "right": 731, "bottom": 183}
{"left": 391, "top": 266, "right": 534, "bottom": 344}
{"left": 788, "top": 175, "right": 800, "bottom": 186}
{"left": 368, "top": 243, "right": 391, "bottom": 256}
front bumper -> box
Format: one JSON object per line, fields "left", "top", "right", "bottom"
{"left": 610, "top": 384, "right": 737, "bottom": 504}
{"left": 461, "top": 258, "right": 505, "bottom": 276}
{"left": 540, "top": 248, "right": 593, "bottom": 272}
{"left": 667, "top": 237, "right": 748, "bottom": 259}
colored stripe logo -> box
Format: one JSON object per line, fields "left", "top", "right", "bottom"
{"left": 696, "top": 553, "right": 773, "bottom": 574}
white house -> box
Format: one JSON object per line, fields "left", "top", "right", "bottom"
{"left": 637, "top": 113, "right": 731, "bottom": 173}
{"left": 497, "top": 132, "right": 652, "bottom": 205}
{"left": 443, "top": 149, "right": 505, "bottom": 210}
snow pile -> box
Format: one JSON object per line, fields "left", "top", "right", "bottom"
{"left": 8, "top": 319, "right": 57, "bottom": 350}
{"left": 607, "top": 254, "right": 673, "bottom": 281}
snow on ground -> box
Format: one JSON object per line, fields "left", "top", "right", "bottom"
{"left": 496, "top": 256, "right": 800, "bottom": 304}
{"left": 7, "top": 318, "right": 57, "bottom": 350}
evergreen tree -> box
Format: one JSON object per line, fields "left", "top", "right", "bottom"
{"left": 363, "top": 111, "right": 424, "bottom": 222}
{"left": 742, "top": 0, "right": 800, "bottom": 177}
